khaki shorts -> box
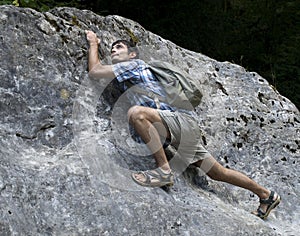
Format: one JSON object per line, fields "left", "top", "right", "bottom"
{"left": 158, "top": 110, "right": 212, "bottom": 170}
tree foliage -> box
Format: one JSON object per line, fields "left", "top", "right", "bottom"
{"left": 1, "top": 0, "right": 299, "bottom": 108}
{"left": 1, "top": 0, "right": 86, "bottom": 11}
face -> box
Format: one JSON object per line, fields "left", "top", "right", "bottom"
{"left": 111, "top": 42, "right": 136, "bottom": 64}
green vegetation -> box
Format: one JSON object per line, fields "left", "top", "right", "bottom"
{"left": 0, "top": 0, "right": 86, "bottom": 11}
{"left": 1, "top": 0, "right": 299, "bottom": 109}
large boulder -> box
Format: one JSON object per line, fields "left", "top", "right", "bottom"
{"left": 0, "top": 5, "right": 299, "bottom": 235}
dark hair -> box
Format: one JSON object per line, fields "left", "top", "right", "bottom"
{"left": 111, "top": 39, "right": 139, "bottom": 59}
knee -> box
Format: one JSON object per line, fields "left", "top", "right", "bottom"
{"left": 127, "top": 106, "right": 146, "bottom": 124}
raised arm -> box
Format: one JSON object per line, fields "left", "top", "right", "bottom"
{"left": 85, "top": 30, "right": 115, "bottom": 79}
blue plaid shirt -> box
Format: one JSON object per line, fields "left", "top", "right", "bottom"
{"left": 112, "top": 59, "right": 175, "bottom": 111}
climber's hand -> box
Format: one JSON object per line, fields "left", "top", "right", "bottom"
{"left": 85, "top": 30, "right": 100, "bottom": 45}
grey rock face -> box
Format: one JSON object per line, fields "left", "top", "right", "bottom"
{"left": 0, "top": 5, "right": 299, "bottom": 236}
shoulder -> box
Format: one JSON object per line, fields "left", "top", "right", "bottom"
{"left": 113, "top": 59, "right": 150, "bottom": 81}
{"left": 113, "top": 59, "right": 148, "bottom": 76}
{"left": 114, "top": 59, "right": 147, "bottom": 69}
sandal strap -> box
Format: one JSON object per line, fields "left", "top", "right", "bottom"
{"left": 136, "top": 170, "right": 155, "bottom": 184}
{"left": 151, "top": 167, "right": 170, "bottom": 178}
{"left": 138, "top": 168, "right": 172, "bottom": 183}
{"left": 253, "top": 191, "right": 281, "bottom": 219}
{"left": 256, "top": 208, "right": 265, "bottom": 218}
{"left": 260, "top": 191, "right": 275, "bottom": 204}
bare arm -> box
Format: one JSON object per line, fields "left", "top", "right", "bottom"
{"left": 85, "top": 30, "right": 115, "bottom": 79}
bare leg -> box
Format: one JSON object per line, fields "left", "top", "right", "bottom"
{"left": 128, "top": 106, "right": 171, "bottom": 173}
{"left": 195, "top": 157, "right": 278, "bottom": 213}
{"left": 128, "top": 105, "right": 279, "bottom": 216}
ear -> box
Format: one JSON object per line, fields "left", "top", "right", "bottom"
{"left": 129, "top": 52, "right": 137, "bottom": 59}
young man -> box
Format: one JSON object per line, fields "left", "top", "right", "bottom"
{"left": 85, "top": 30, "right": 281, "bottom": 220}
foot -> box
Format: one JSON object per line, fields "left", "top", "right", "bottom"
{"left": 131, "top": 167, "right": 174, "bottom": 187}
{"left": 252, "top": 191, "right": 281, "bottom": 220}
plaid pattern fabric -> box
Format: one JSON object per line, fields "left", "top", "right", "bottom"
{"left": 112, "top": 59, "right": 175, "bottom": 111}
